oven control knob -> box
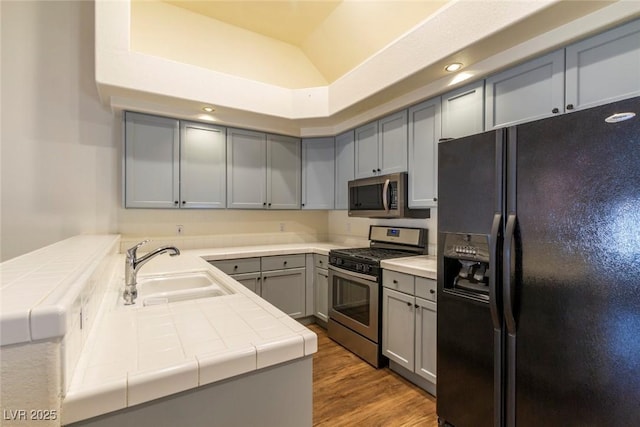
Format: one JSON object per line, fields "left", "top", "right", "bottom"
{"left": 361, "top": 265, "right": 370, "bottom": 273}
{"left": 355, "top": 264, "right": 362, "bottom": 271}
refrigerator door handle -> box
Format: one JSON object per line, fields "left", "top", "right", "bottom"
{"left": 503, "top": 213, "right": 517, "bottom": 335}
{"left": 489, "top": 213, "right": 502, "bottom": 330}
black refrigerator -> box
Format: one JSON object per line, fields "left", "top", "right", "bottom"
{"left": 436, "top": 96, "right": 640, "bottom": 427}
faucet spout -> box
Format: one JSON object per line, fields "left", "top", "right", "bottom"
{"left": 123, "top": 241, "right": 180, "bottom": 305}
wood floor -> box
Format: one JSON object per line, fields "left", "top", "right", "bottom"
{"left": 309, "top": 324, "right": 438, "bottom": 427}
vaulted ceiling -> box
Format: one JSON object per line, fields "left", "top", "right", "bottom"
{"left": 158, "top": 0, "right": 449, "bottom": 84}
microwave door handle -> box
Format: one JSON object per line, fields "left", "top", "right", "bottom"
{"left": 382, "top": 179, "right": 390, "bottom": 213}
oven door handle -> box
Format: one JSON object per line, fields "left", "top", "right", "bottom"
{"left": 329, "top": 265, "right": 378, "bottom": 282}
{"left": 382, "top": 179, "right": 390, "bottom": 213}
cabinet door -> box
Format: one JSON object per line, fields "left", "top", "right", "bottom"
{"left": 354, "top": 122, "right": 379, "bottom": 178}
{"left": 379, "top": 110, "right": 408, "bottom": 175}
{"left": 566, "top": 19, "right": 640, "bottom": 112}
{"left": 261, "top": 268, "right": 306, "bottom": 318}
{"left": 382, "top": 287, "right": 415, "bottom": 371}
{"left": 441, "top": 80, "right": 485, "bottom": 139}
{"left": 267, "top": 134, "right": 301, "bottom": 209}
{"left": 180, "top": 122, "right": 226, "bottom": 209}
{"left": 226, "top": 128, "right": 266, "bottom": 209}
{"left": 415, "top": 297, "right": 437, "bottom": 384}
{"left": 301, "top": 138, "right": 335, "bottom": 209}
{"left": 124, "top": 112, "right": 179, "bottom": 208}
{"left": 334, "top": 130, "right": 354, "bottom": 210}
{"left": 230, "top": 272, "right": 261, "bottom": 294}
{"left": 314, "top": 267, "right": 329, "bottom": 323}
{"left": 485, "top": 49, "right": 565, "bottom": 129}
{"left": 408, "top": 98, "right": 440, "bottom": 208}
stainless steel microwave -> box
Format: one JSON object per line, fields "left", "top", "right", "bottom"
{"left": 348, "top": 172, "right": 430, "bottom": 218}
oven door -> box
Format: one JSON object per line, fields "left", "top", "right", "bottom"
{"left": 328, "top": 265, "right": 379, "bottom": 343}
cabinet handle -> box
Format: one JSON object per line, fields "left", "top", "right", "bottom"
{"left": 377, "top": 168, "right": 381, "bottom": 172}
{"left": 182, "top": 201, "right": 186, "bottom": 205}
{"left": 372, "top": 169, "right": 376, "bottom": 173}
{"left": 319, "top": 260, "right": 323, "bottom": 265}
{"left": 433, "top": 197, "right": 438, "bottom": 202}
{"left": 552, "top": 108, "right": 559, "bottom": 114}
{"left": 284, "top": 261, "right": 288, "bottom": 266}
{"left": 566, "top": 104, "right": 574, "bottom": 110}
{"left": 415, "top": 304, "right": 419, "bottom": 308}
{"left": 268, "top": 203, "right": 272, "bottom": 207}
{"left": 393, "top": 279, "right": 398, "bottom": 284}
{"left": 234, "top": 265, "right": 238, "bottom": 270}
{"left": 174, "top": 201, "right": 179, "bottom": 205}
{"left": 406, "top": 302, "right": 412, "bottom": 307}
{"left": 302, "top": 203, "right": 305, "bottom": 207}
{"left": 430, "top": 289, "right": 435, "bottom": 294}
{"left": 263, "top": 202, "right": 267, "bottom": 206}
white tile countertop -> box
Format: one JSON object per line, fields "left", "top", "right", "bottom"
{"left": 61, "top": 242, "right": 346, "bottom": 425}
{"left": 381, "top": 255, "right": 438, "bottom": 280}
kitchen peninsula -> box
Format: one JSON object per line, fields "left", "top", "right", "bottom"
{"left": 0, "top": 235, "right": 345, "bottom": 426}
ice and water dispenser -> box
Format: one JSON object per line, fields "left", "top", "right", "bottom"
{"left": 442, "top": 233, "right": 491, "bottom": 300}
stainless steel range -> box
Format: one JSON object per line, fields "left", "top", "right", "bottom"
{"left": 328, "top": 225, "right": 428, "bottom": 367}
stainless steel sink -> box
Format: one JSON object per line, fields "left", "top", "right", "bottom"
{"left": 134, "top": 271, "right": 234, "bottom": 306}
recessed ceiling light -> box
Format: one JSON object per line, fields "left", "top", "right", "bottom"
{"left": 202, "top": 106, "right": 215, "bottom": 113}
{"left": 445, "top": 63, "right": 463, "bottom": 72}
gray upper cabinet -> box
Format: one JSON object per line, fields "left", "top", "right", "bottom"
{"left": 408, "top": 98, "right": 441, "bottom": 208}
{"left": 334, "top": 130, "right": 355, "bottom": 210}
{"left": 227, "top": 129, "right": 300, "bottom": 209}
{"left": 180, "top": 121, "right": 226, "bottom": 209}
{"left": 441, "top": 80, "right": 485, "bottom": 139}
{"left": 565, "top": 19, "right": 640, "bottom": 112}
{"left": 267, "top": 134, "right": 301, "bottom": 209}
{"left": 302, "top": 137, "right": 335, "bottom": 209}
{"left": 485, "top": 50, "right": 565, "bottom": 129}
{"left": 378, "top": 110, "right": 408, "bottom": 174}
{"left": 354, "top": 121, "right": 379, "bottom": 178}
{"left": 125, "top": 112, "right": 179, "bottom": 208}
{"left": 355, "top": 110, "right": 408, "bottom": 179}
{"left": 226, "top": 128, "right": 267, "bottom": 209}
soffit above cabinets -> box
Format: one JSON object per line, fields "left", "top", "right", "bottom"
{"left": 98, "top": 0, "right": 638, "bottom": 137}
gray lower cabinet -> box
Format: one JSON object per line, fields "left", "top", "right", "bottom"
{"left": 441, "top": 80, "right": 485, "bottom": 139}
{"left": 211, "top": 255, "right": 306, "bottom": 319}
{"left": 334, "top": 130, "right": 354, "bottom": 210}
{"left": 301, "top": 137, "right": 335, "bottom": 209}
{"left": 408, "top": 98, "right": 440, "bottom": 208}
{"left": 382, "top": 270, "right": 437, "bottom": 394}
{"left": 485, "top": 49, "right": 565, "bottom": 129}
{"left": 565, "top": 18, "right": 640, "bottom": 112}
{"left": 313, "top": 254, "right": 329, "bottom": 323}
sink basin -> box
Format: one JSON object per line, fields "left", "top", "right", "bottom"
{"left": 135, "top": 271, "right": 235, "bottom": 306}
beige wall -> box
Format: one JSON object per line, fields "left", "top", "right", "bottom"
{"left": 1, "top": 0, "right": 119, "bottom": 261}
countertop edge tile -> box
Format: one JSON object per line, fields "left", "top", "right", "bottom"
{"left": 127, "top": 359, "right": 199, "bottom": 407}
{"left": 0, "top": 309, "right": 32, "bottom": 345}
{"left": 61, "top": 377, "right": 127, "bottom": 425}
{"left": 197, "top": 345, "right": 256, "bottom": 387}
{"left": 254, "top": 335, "right": 305, "bottom": 370}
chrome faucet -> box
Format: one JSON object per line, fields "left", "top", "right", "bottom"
{"left": 123, "top": 240, "right": 180, "bottom": 305}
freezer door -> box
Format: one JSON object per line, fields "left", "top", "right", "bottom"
{"left": 437, "top": 130, "right": 505, "bottom": 427}
{"left": 505, "top": 96, "right": 640, "bottom": 426}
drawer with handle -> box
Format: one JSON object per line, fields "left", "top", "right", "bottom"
{"left": 383, "top": 270, "right": 415, "bottom": 295}
{"left": 315, "top": 254, "right": 329, "bottom": 270}
{"left": 415, "top": 277, "right": 437, "bottom": 302}
{"left": 210, "top": 257, "right": 260, "bottom": 275}
{"left": 261, "top": 254, "right": 306, "bottom": 271}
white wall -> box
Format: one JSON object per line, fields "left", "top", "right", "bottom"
{"left": 0, "top": 1, "right": 119, "bottom": 261}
